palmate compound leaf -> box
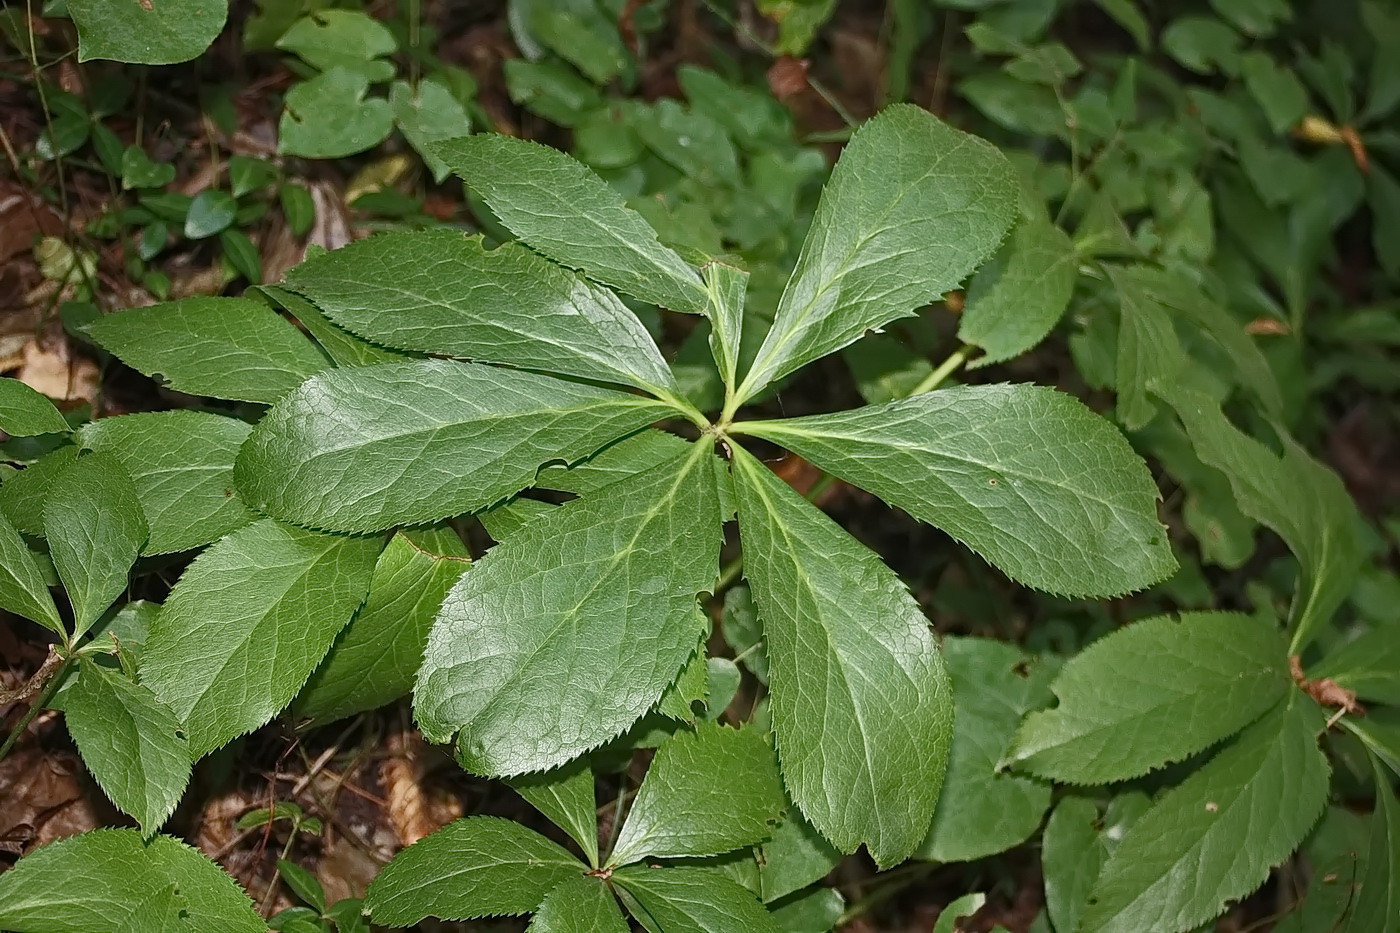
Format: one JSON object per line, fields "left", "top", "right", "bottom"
{"left": 364, "top": 816, "right": 583, "bottom": 926}
{"left": 235, "top": 358, "right": 676, "bottom": 533}
{"left": 1004, "top": 612, "right": 1291, "bottom": 784}
{"left": 527, "top": 874, "right": 628, "bottom": 933}
{"left": 63, "top": 657, "right": 190, "bottom": 836}
{"left": 77, "top": 411, "right": 257, "bottom": 555}
{"left": 1160, "top": 384, "right": 1361, "bottom": 653}
{"left": 732, "top": 445, "right": 952, "bottom": 868}
{"left": 0, "top": 829, "right": 263, "bottom": 933}
{"left": 415, "top": 442, "right": 721, "bottom": 777}
{"left": 1079, "top": 698, "right": 1330, "bottom": 933}
{"left": 295, "top": 526, "right": 470, "bottom": 724}
{"left": 82, "top": 297, "right": 329, "bottom": 405}
{"left": 282, "top": 230, "right": 682, "bottom": 398}
{"left": 431, "top": 134, "right": 709, "bottom": 315}
{"left": 733, "top": 104, "right": 1016, "bottom": 408}
{"left": 739, "top": 383, "right": 1176, "bottom": 599}
{"left": 613, "top": 866, "right": 782, "bottom": 933}
{"left": 609, "top": 722, "right": 786, "bottom": 866}
{"left": 141, "top": 519, "right": 383, "bottom": 759}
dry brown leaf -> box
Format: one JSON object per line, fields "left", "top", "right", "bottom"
{"left": 15, "top": 335, "right": 97, "bottom": 404}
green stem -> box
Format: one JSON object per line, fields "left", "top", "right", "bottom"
{"left": 0, "top": 651, "right": 72, "bottom": 766}
{"left": 908, "top": 344, "right": 974, "bottom": 396}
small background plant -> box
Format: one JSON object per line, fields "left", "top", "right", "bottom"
{"left": 0, "top": 1, "right": 1396, "bottom": 932}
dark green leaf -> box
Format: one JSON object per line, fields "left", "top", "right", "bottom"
{"left": 614, "top": 866, "right": 781, "bottom": 933}
{"left": 279, "top": 69, "right": 394, "bottom": 159}
{"left": 389, "top": 78, "right": 471, "bottom": 183}
{"left": 66, "top": 0, "right": 226, "bottom": 64}
{"left": 1314, "top": 628, "right": 1400, "bottom": 704}
{"left": 1108, "top": 264, "right": 1186, "bottom": 431}
{"left": 0, "top": 379, "right": 69, "bottom": 436}
{"left": 1343, "top": 752, "right": 1400, "bottom": 933}
{"left": 527, "top": 874, "right": 627, "bottom": 933}
{"left": 220, "top": 228, "right": 262, "bottom": 284}
{"left": 275, "top": 10, "right": 396, "bottom": 77}
{"left": 509, "top": 760, "right": 600, "bottom": 866}
{"left": 184, "top": 190, "right": 237, "bottom": 240}
{"left": 276, "top": 859, "right": 326, "bottom": 913}
{"left": 0, "top": 510, "right": 63, "bottom": 634}
{"left": 260, "top": 286, "right": 406, "bottom": 368}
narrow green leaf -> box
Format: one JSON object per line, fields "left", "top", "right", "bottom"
{"left": 738, "top": 104, "right": 1015, "bottom": 402}
{"left": 364, "top": 816, "right": 583, "bottom": 926}
{"left": 66, "top": 0, "right": 226, "bottom": 65}
{"left": 64, "top": 658, "right": 191, "bottom": 836}
{"left": 78, "top": 411, "right": 255, "bottom": 555}
{"left": 614, "top": 866, "right": 782, "bottom": 933}
{"left": 261, "top": 286, "right": 408, "bottom": 368}
{"left": 296, "top": 527, "right": 469, "bottom": 724}
{"left": 416, "top": 444, "right": 720, "bottom": 776}
{"left": 235, "top": 359, "right": 674, "bottom": 533}
{"left": 0, "top": 379, "right": 69, "bottom": 436}
{"left": 733, "top": 447, "right": 952, "bottom": 867}
{"left": 1108, "top": 264, "right": 1186, "bottom": 431}
{"left": 527, "top": 875, "right": 627, "bottom": 933}
{"left": 141, "top": 520, "right": 382, "bottom": 759}
{"left": 740, "top": 383, "right": 1175, "bottom": 598}
{"left": 283, "top": 231, "right": 678, "bottom": 395}
{"left": 1006, "top": 612, "right": 1290, "bottom": 784}
{"left": 0, "top": 829, "right": 263, "bottom": 933}
{"left": 1161, "top": 385, "right": 1361, "bottom": 650}
{"left": 509, "top": 760, "right": 600, "bottom": 867}
{"left": 432, "top": 134, "right": 708, "bottom": 315}
{"left": 83, "top": 297, "right": 329, "bottom": 404}
{"left": 0, "top": 511, "right": 63, "bottom": 634}
{"left": 276, "top": 859, "right": 326, "bottom": 913}
{"left": 43, "top": 453, "right": 148, "bottom": 635}
{"left": 919, "top": 638, "right": 1054, "bottom": 862}
{"left": 1343, "top": 752, "right": 1400, "bottom": 933}
{"left": 610, "top": 723, "right": 785, "bottom": 866}
{"left": 959, "top": 213, "right": 1078, "bottom": 368}
{"left": 703, "top": 260, "right": 749, "bottom": 393}
{"left": 1080, "top": 699, "right": 1331, "bottom": 933}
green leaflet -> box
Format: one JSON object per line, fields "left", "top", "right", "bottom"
{"left": 958, "top": 211, "right": 1078, "bottom": 368}
{"left": 1312, "top": 627, "right": 1400, "bottom": 704}
{"left": 740, "top": 383, "right": 1176, "bottom": 598}
{"left": 1108, "top": 264, "right": 1186, "bottom": 431}
{"left": 1343, "top": 752, "right": 1400, "bottom": 933}
{"left": 64, "top": 658, "right": 191, "bottom": 836}
{"left": 609, "top": 723, "right": 785, "bottom": 866}
{"left": 234, "top": 359, "right": 676, "bottom": 533}
{"left": 43, "top": 453, "right": 148, "bottom": 636}
{"left": 432, "top": 134, "right": 709, "bottom": 315}
{"left": 261, "top": 286, "right": 409, "bottom": 368}
{"left": 0, "top": 444, "right": 79, "bottom": 537}
{"left": 83, "top": 297, "right": 329, "bottom": 405}
{"left": 732, "top": 446, "right": 952, "bottom": 868}
{"left": 702, "top": 260, "right": 749, "bottom": 394}
{"left": 283, "top": 231, "right": 680, "bottom": 396}
{"left": 365, "top": 816, "right": 583, "bottom": 926}
{"left": 295, "top": 527, "right": 470, "bottom": 724}
{"left": 736, "top": 104, "right": 1016, "bottom": 405}
{"left": 1005, "top": 612, "right": 1290, "bottom": 784}
{"left": 389, "top": 78, "right": 473, "bottom": 183}
{"left": 1041, "top": 793, "right": 1153, "bottom": 933}
{"left": 415, "top": 444, "right": 721, "bottom": 777}
{"left": 509, "top": 760, "right": 600, "bottom": 866}
{"left": 527, "top": 875, "right": 628, "bottom": 933}
{"left": 1161, "top": 384, "right": 1361, "bottom": 651}
{"left": 918, "top": 638, "right": 1054, "bottom": 862}
{"left": 1079, "top": 699, "right": 1331, "bottom": 933}
{"left": 1272, "top": 807, "right": 1370, "bottom": 933}
{"left": 65, "top": 0, "right": 226, "bottom": 64}
{"left": 0, "top": 829, "right": 263, "bottom": 933}
{"left": 77, "top": 411, "right": 255, "bottom": 556}
{"left": 141, "top": 520, "right": 383, "bottom": 758}
{"left": 0, "top": 509, "right": 63, "bottom": 634}
{"left": 0, "top": 379, "right": 69, "bottom": 437}
{"left": 614, "top": 866, "right": 781, "bottom": 933}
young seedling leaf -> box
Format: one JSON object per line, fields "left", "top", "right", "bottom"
{"left": 609, "top": 723, "right": 785, "bottom": 865}
{"left": 0, "top": 510, "right": 64, "bottom": 634}
{"left": 43, "top": 453, "right": 148, "bottom": 636}
{"left": 732, "top": 446, "right": 953, "bottom": 868}
{"left": 296, "top": 527, "right": 469, "bottom": 724}
{"left": 77, "top": 411, "right": 255, "bottom": 556}
{"left": 740, "top": 383, "right": 1176, "bottom": 598}
{"left": 416, "top": 444, "right": 720, "bottom": 776}
{"left": 82, "top": 297, "right": 329, "bottom": 404}
{"left": 527, "top": 874, "right": 627, "bottom": 933}
{"left": 1005, "top": 612, "right": 1290, "bottom": 784}
{"left": 1079, "top": 699, "right": 1331, "bottom": 933}
{"left": 364, "top": 816, "right": 583, "bottom": 926}
{"left": 738, "top": 104, "right": 1016, "bottom": 403}
{"left": 235, "top": 359, "right": 675, "bottom": 533}
{"left": 509, "top": 759, "right": 600, "bottom": 866}
{"left": 0, "top": 829, "right": 263, "bottom": 932}
{"left": 432, "top": 134, "right": 709, "bottom": 315}
{"left": 64, "top": 658, "right": 190, "bottom": 836}
{"left": 919, "top": 638, "right": 1054, "bottom": 862}
{"left": 282, "top": 230, "right": 679, "bottom": 395}
{"left": 613, "top": 866, "right": 782, "bottom": 933}
{"left": 141, "top": 520, "right": 382, "bottom": 758}
{"left": 0, "top": 379, "right": 69, "bottom": 436}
